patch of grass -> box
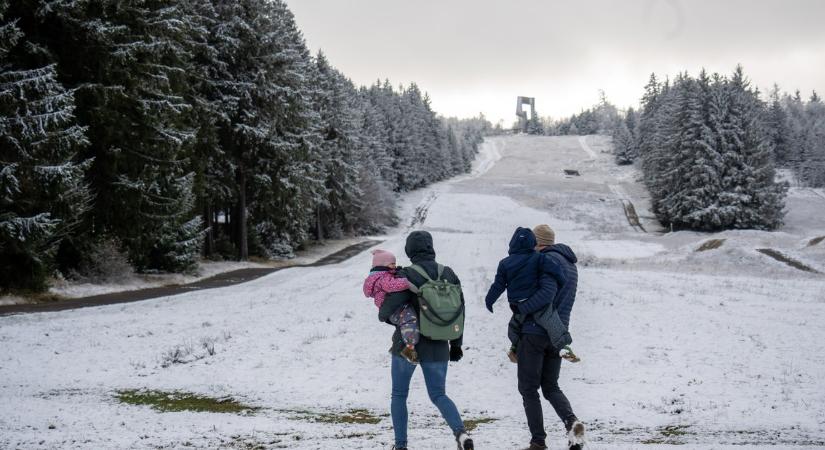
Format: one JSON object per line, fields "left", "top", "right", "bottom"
{"left": 334, "top": 431, "right": 378, "bottom": 439}
{"left": 696, "top": 238, "right": 725, "bottom": 252}
{"left": 641, "top": 425, "right": 691, "bottom": 445}
{"left": 464, "top": 417, "right": 497, "bottom": 432}
{"left": 116, "top": 390, "right": 257, "bottom": 414}
{"left": 660, "top": 425, "right": 690, "bottom": 437}
{"left": 808, "top": 236, "right": 825, "bottom": 247}
{"left": 288, "top": 408, "right": 382, "bottom": 425}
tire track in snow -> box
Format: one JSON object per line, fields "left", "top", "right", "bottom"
{"left": 577, "top": 135, "right": 598, "bottom": 159}
{"left": 608, "top": 184, "right": 647, "bottom": 232}
{"left": 407, "top": 137, "right": 505, "bottom": 230}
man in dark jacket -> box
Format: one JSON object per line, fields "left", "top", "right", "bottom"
{"left": 484, "top": 227, "right": 567, "bottom": 354}
{"left": 378, "top": 231, "right": 474, "bottom": 450}
{"left": 511, "top": 224, "right": 585, "bottom": 450}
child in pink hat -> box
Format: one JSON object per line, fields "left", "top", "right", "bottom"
{"left": 363, "top": 249, "right": 420, "bottom": 363}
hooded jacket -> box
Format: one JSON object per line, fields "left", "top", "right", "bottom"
{"left": 484, "top": 227, "right": 567, "bottom": 311}
{"left": 378, "top": 231, "right": 464, "bottom": 362}
{"left": 510, "top": 242, "right": 579, "bottom": 338}
{"left": 541, "top": 243, "right": 578, "bottom": 328}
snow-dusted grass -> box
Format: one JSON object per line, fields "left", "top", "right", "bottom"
{"left": 1, "top": 136, "right": 824, "bottom": 449}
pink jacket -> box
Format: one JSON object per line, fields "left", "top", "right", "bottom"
{"left": 363, "top": 270, "right": 411, "bottom": 308}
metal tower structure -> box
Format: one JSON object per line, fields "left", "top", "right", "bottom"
{"left": 516, "top": 96, "right": 536, "bottom": 133}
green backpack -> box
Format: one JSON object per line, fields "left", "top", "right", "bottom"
{"left": 408, "top": 264, "right": 465, "bottom": 341}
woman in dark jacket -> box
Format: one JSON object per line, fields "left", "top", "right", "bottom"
{"left": 378, "top": 231, "right": 474, "bottom": 450}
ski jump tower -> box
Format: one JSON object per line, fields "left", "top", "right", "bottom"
{"left": 516, "top": 96, "right": 536, "bottom": 133}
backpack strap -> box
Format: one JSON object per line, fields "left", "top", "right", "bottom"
{"left": 408, "top": 264, "right": 444, "bottom": 282}
{"left": 406, "top": 264, "right": 427, "bottom": 294}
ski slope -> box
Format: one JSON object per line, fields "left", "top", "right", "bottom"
{"left": 1, "top": 135, "right": 824, "bottom": 449}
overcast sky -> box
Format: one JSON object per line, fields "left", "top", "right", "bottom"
{"left": 285, "top": 0, "right": 825, "bottom": 125}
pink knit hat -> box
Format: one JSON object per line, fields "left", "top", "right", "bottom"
{"left": 371, "top": 249, "right": 396, "bottom": 267}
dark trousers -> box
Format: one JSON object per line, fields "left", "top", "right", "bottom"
{"left": 517, "top": 334, "right": 576, "bottom": 446}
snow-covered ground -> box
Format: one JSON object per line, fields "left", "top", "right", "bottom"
{"left": 1, "top": 135, "right": 824, "bottom": 449}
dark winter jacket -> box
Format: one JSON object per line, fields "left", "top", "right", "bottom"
{"left": 379, "top": 231, "right": 464, "bottom": 362}
{"left": 484, "top": 227, "right": 567, "bottom": 310}
{"left": 542, "top": 244, "right": 578, "bottom": 327}
{"left": 513, "top": 243, "right": 579, "bottom": 337}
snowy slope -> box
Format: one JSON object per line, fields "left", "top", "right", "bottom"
{"left": 1, "top": 136, "right": 824, "bottom": 449}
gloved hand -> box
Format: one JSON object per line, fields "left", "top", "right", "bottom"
{"left": 509, "top": 303, "right": 519, "bottom": 314}
{"left": 449, "top": 344, "right": 463, "bottom": 362}
{"left": 485, "top": 298, "right": 495, "bottom": 313}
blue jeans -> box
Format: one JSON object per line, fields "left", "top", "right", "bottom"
{"left": 390, "top": 355, "right": 465, "bottom": 447}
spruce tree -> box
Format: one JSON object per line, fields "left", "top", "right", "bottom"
{"left": 31, "top": 0, "right": 203, "bottom": 272}
{"left": 1, "top": 2, "right": 92, "bottom": 290}
{"left": 241, "top": 0, "right": 324, "bottom": 258}
{"left": 798, "top": 93, "right": 825, "bottom": 187}
{"left": 352, "top": 99, "right": 396, "bottom": 232}
{"left": 659, "top": 71, "right": 724, "bottom": 229}
{"left": 526, "top": 111, "right": 544, "bottom": 135}
{"left": 717, "top": 66, "right": 786, "bottom": 229}
{"left": 612, "top": 120, "right": 633, "bottom": 165}
{"left": 312, "top": 51, "right": 364, "bottom": 238}
{"left": 765, "top": 85, "right": 791, "bottom": 166}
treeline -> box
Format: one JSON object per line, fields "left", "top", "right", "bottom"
{"left": 766, "top": 89, "right": 825, "bottom": 188}
{"left": 0, "top": 0, "right": 489, "bottom": 291}
{"left": 544, "top": 91, "right": 620, "bottom": 136}
{"left": 547, "top": 66, "right": 825, "bottom": 231}
{"left": 630, "top": 67, "right": 787, "bottom": 231}
{"left": 616, "top": 73, "right": 825, "bottom": 192}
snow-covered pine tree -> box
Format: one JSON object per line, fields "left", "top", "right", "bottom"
{"left": 623, "top": 107, "right": 640, "bottom": 163}
{"left": 640, "top": 75, "right": 674, "bottom": 218}
{"left": 765, "top": 84, "right": 792, "bottom": 167}
{"left": 351, "top": 98, "right": 397, "bottom": 232}
{"left": 782, "top": 90, "right": 808, "bottom": 176}
{"left": 178, "top": 0, "right": 236, "bottom": 259}
{"left": 394, "top": 83, "right": 427, "bottom": 190}
{"left": 594, "top": 90, "right": 620, "bottom": 133}
{"left": 422, "top": 93, "right": 452, "bottom": 183}
{"left": 716, "top": 66, "right": 786, "bottom": 229}
{"left": 798, "top": 93, "right": 825, "bottom": 187}
{"left": 638, "top": 73, "right": 662, "bottom": 162}
{"left": 33, "top": 0, "right": 203, "bottom": 272}
{"left": 658, "top": 71, "right": 725, "bottom": 229}
{"left": 365, "top": 80, "right": 405, "bottom": 191}
{"left": 0, "top": 2, "right": 92, "bottom": 290}
{"left": 311, "top": 51, "right": 364, "bottom": 239}
{"left": 240, "top": 0, "right": 324, "bottom": 258}
{"left": 612, "top": 120, "right": 634, "bottom": 165}
{"left": 526, "top": 111, "right": 544, "bottom": 135}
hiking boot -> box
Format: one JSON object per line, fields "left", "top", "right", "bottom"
{"left": 567, "top": 420, "right": 586, "bottom": 450}
{"left": 507, "top": 347, "right": 518, "bottom": 363}
{"left": 391, "top": 446, "right": 407, "bottom": 450}
{"left": 525, "top": 441, "right": 547, "bottom": 450}
{"left": 400, "top": 345, "right": 419, "bottom": 364}
{"left": 456, "top": 432, "right": 474, "bottom": 449}
{"left": 559, "top": 345, "right": 580, "bottom": 363}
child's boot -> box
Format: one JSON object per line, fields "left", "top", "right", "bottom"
{"left": 507, "top": 345, "right": 518, "bottom": 363}
{"left": 559, "top": 345, "right": 580, "bottom": 363}
{"left": 400, "top": 345, "right": 419, "bottom": 364}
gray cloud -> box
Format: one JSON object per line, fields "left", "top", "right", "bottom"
{"left": 287, "top": 0, "right": 825, "bottom": 124}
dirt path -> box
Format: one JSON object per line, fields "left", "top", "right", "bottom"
{"left": 0, "top": 239, "right": 382, "bottom": 316}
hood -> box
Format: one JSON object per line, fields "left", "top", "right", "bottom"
{"left": 545, "top": 243, "right": 577, "bottom": 264}
{"left": 508, "top": 227, "right": 537, "bottom": 255}
{"left": 405, "top": 230, "right": 435, "bottom": 263}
